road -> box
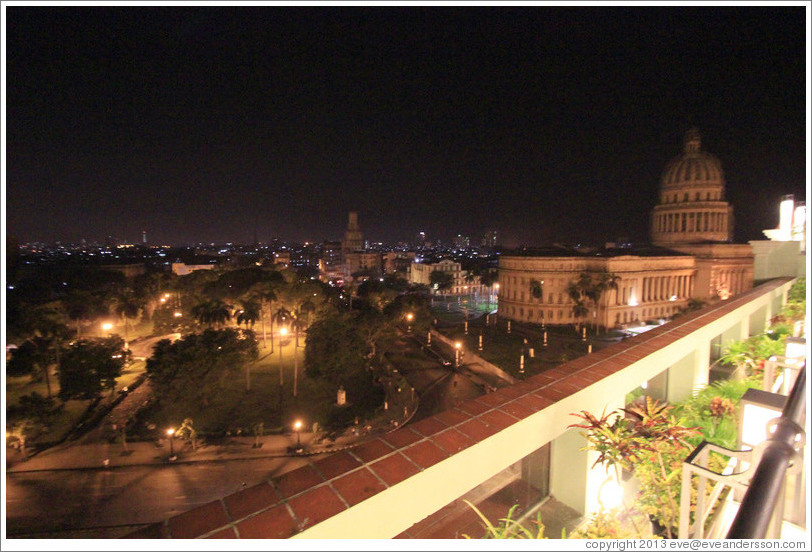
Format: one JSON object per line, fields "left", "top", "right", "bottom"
{"left": 391, "top": 333, "right": 499, "bottom": 423}
{"left": 6, "top": 455, "right": 313, "bottom": 538}
{"left": 5, "top": 331, "right": 491, "bottom": 538}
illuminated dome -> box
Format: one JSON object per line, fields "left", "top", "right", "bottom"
{"left": 651, "top": 129, "right": 734, "bottom": 245}
{"left": 660, "top": 128, "right": 725, "bottom": 191}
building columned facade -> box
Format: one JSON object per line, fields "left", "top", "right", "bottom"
{"left": 498, "top": 129, "right": 754, "bottom": 329}
{"left": 498, "top": 249, "right": 696, "bottom": 328}
{"left": 650, "top": 128, "right": 734, "bottom": 245}
{"left": 410, "top": 259, "right": 485, "bottom": 295}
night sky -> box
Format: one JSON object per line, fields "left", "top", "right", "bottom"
{"left": 5, "top": 5, "right": 808, "bottom": 247}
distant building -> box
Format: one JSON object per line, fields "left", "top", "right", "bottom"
{"left": 319, "top": 241, "right": 344, "bottom": 281}
{"left": 410, "top": 259, "right": 485, "bottom": 295}
{"left": 453, "top": 234, "right": 470, "bottom": 248}
{"left": 97, "top": 263, "right": 147, "bottom": 279}
{"left": 342, "top": 212, "right": 364, "bottom": 253}
{"left": 383, "top": 251, "right": 416, "bottom": 275}
{"left": 343, "top": 251, "right": 382, "bottom": 280}
{"left": 171, "top": 262, "right": 216, "bottom": 276}
{"left": 499, "top": 129, "right": 754, "bottom": 329}
{"left": 340, "top": 212, "right": 381, "bottom": 280}
{"left": 481, "top": 229, "right": 498, "bottom": 248}
{"left": 273, "top": 251, "right": 291, "bottom": 268}
{"left": 650, "top": 129, "right": 753, "bottom": 301}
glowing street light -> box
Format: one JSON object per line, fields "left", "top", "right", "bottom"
{"left": 455, "top": 341, "right": 462, "bottom": 367}
{"left": 167, "top": 427, "right": 176, "bottom": 459}
{"left": 293, "top": 420, "right": 303, "bottom": 451}
{"left": 406, "top": 312, "right": 413, "bottom": 333}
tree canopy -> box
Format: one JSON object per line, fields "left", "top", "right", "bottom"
{"left": 146, "top": 328, "right": 259, "bottom": 413}
{"left": 430, "top": 270, "right": 455, "bottom": 293}
{"left": 58, "top": 336, "right": 130, "bottom": 400}
{"left": 304, "top": 311, "right": 368, "bottom": 388}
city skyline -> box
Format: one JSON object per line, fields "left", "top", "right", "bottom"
{"left": 5, "top": 4, "right": 809, "bottom": 247}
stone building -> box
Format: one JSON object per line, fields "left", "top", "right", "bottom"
{"left": 498, "top": 129, "right": 754, "bottom": 329}
{"left": 410, "top": 259, "right": 485, "bottom": 296}
{"left": 339, "top": 212, "right": 381, "bottom": 280}
{"left": 499, "top": 246, "right": 697, "bottom": 328}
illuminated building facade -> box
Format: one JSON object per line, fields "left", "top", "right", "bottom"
{"left": 410, "top": 259, "right": 485, "bottom": 296}
{"left": 499, "top": 129, "right": 754, "bottom": 329}
{"left": 498, "top": 248, "right": 697, "bottom": 328}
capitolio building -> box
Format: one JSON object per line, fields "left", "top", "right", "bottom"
{"left": 498, "top": 129, "right": 755, "bottom": 330}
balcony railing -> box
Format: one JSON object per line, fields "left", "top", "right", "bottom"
{"left": 727, "top": 366, "right": 806, "bottom": 538}
{"left": 681, "top": 366, "right": 806, "bottom": 539}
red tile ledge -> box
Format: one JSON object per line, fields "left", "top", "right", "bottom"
{"left": 167, "top": 499, "right": 230, "bottom": 539}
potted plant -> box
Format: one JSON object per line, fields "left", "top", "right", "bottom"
{"left": 571, "top": 397, "right": 699, "bottom": 538}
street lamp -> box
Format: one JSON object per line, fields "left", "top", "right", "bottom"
{"left": 167, "top": 428, "right": 176, "bottom": 459}
{"left": 101, "top": 322, "right": 113, "bottom": 337}
{"left": 293, "top": 420, "right": 303, "bottom": 451}
{"left": 455, "top": 341, "right": 462, "bottom": 368}
{"left": 406, "top": 313, "right": 413, "bottom": 333}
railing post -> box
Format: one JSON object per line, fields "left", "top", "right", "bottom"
{"left": 679, "top": 459, "right": 694, "bottom": 538}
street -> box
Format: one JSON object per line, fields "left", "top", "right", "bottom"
{"left": 5, "top": 329, "right": 497, "bottom": 538}
{"left": 5, "top": 455, "right": 312, "bottom": 538}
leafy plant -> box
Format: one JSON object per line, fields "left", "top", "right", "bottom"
{"left": 571, "top": 398, "right": 700, "bottom": 538}
{"left": 571, "top": 507, "right": 652, "bottom": 539}
{"left": 462, "top": 501, "right": 547, "bottom": 539}
{"left": 787, "top": 278, "right": 805, "bottom": 304}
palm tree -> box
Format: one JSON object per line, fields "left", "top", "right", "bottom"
{"left": 720, "top": 340, "right": 757, "bottom": 380}
{"left": 112, "top": 289, "right": 144, "bottom": 344}
{"left": 590, "top": 271, "right": 620, "bottom": 333}
{"left": 566, "top": 280, "right": 589, "bottom": 331}
{"left": 26, "top": 307, "right": 70, "bottom": 399}
{"left": 430, "top": 270, "right": 454, "bottom": 301}
{"left": 250, "top": 281, "right": 279, "bottom": 351}
{"left": 63, "top": 290, "right": 93, "bottom": 338}
{"left": 190, "top": 299, "right": 232, "bottom": 328}
{"left": 480, "top": 270, "right": 498, "bottom": 308}
{"left": 529, "top": 279, "right": 544, "bottom": 300}
{"left": 273, "top": 306, "right": 293, "bottom": 331}
{"left": 236, "top": 298, "right": 261, "bottom": 329}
